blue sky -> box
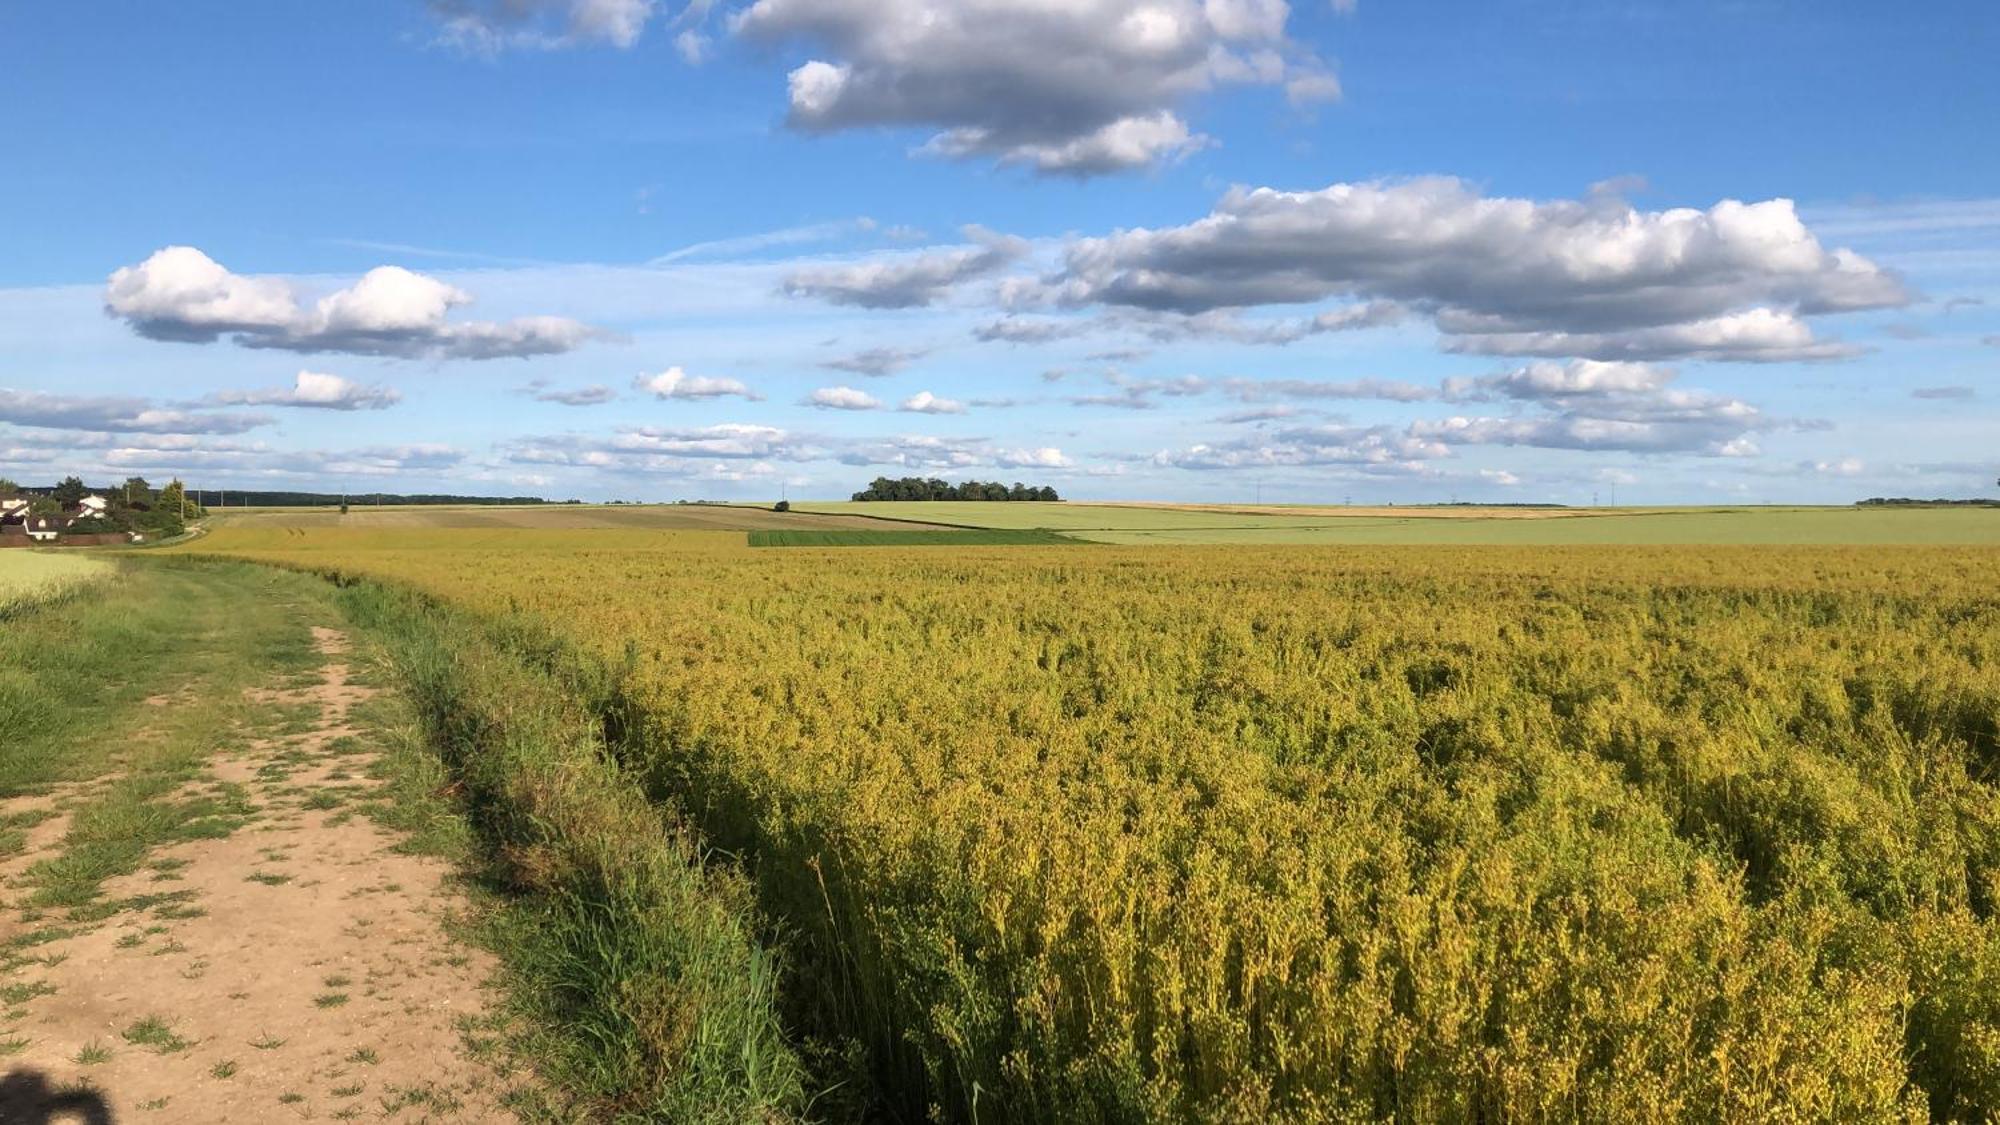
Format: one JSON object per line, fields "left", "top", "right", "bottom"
{"left": 1, "top": 0, "right": 1995, "bottom": 503}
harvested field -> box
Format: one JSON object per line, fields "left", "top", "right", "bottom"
{"left": 216, "top": 504, "right": 946, "bottom": 533}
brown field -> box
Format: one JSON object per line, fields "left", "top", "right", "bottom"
{"left": 1095, "top": 501, "right": 1590, "bottom": 520}
{"left": 215, "top": 504, "right": 937, "bottom": 532}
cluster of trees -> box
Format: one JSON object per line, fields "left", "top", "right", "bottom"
{"left": 851, "top": 477, "right": 1061, "bottom": 502}
{"left": 1, "top": 476, "right": 196, "bottom": 538}
{"left": 1857, "top": 497, "right": 2000, "bottom": 507}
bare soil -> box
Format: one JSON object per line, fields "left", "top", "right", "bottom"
{"left": 0, "top": 628, "right": 525, "bottom": 1122}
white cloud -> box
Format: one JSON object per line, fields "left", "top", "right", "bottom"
{"left": 208, "top": 371, "right": 401, "bottom": 412}
{"left": 823, "top": 345, "right": 930, "bottom": 376}
{"left": 634, "top": 366, "right": 761, "bottom": 400}
{"left": 995, "top": 446, "right": 1073, "bottom": 469}
{"left": 1442, "top": 309, "right": 1864, "bottom": 363}
{"left": 1039, "top": 178, "right": 1907, "bottom": 362}
{"left": 1142, "top": 424, "right": 1443, "bottom": 471}
{"left": 106, "top": 247, "right": 602, "bottom": 360}
{"left": 1069, "top": 372, "right": 1209, "bottom": 410}
{"left": 531, "top": 383, "right": 619, "bottom": 406}
{"left": 807, "top": 385, "right": 883, "bottom": 410}
{"left": 926, "top": 111, "right": 1207, "bottom": 177}
{"left": 0, "top": 388, "right": 271, "bottom": 434}
{"left": 431, "top": 0, "right": 655, "bottom": 50}
{"left": 1442, "top": 359, "right": 1673, "bottom": 401}
{"left": 783, "top": 227, "right": 1026, "bottom": 308}
{"left": 1224, "top": 376, "right": 1434, "bottom": 403}
{"left": 900, "top": 391, "right": 966, "bottom": 414}
{"left": 733, "top": 0, "right": 1335, "bottom": 175}
{"left": 0, "top": 427, "right": 467, "bottom": 481}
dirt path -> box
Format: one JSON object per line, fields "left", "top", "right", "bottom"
{"left": 0, "top": 627, "right": 524, "bottom": 1122}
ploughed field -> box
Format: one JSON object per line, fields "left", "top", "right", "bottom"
{"left": 186, "top": 524, "right": 2000, "bottom": 1121}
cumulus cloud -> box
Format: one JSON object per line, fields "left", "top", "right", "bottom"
{"left": 1414, "top": 359, "right": 1774, "bottom": 455}
{"left": 823, "top": 345, "right": 929, "bottom": 376}
{"left": 806, "top": 385, "right": 883, "bottom": 410}
{"left": 1034, "top": 178, "right": 1907, "bottom": 362}
{"left": 1441, "top": 309, "right": 1864, "bottom": 363}
{"left": 733, "top": 0, "right": 1335, "bottom": 175}
{"left": 900, "top": 391, "right": 966, "bottom": 414}
{"left": 634, "top": 367, "right": 761, "bottom": 400}
{"left": 430, "top": 0, "right": 655, "bottom": 50}
{"left": 0, "top": 388, "right": 272, "bottom": 435}
{"left": 1441, "top": 359, "right": 1673, "bottom": 401}
{"left": 207, "top": 371, "right": 401, "bottom": 411}
{"left": 105, "top": 247, "right": 603, "bottom": 360}
{"left": 783, "top": 227, "right": 1026, "bottom": 308}
{"left": 995, "top": 447, "right": 1072, "bottom": 469}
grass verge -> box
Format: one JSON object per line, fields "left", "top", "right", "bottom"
{"left": 333, "top": 579, "right": 805, "bottom": 1123}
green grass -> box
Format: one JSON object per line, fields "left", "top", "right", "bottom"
{"left": 0, "top": 561, "right": 334, "bottom": 910}
{"left": 121, "top": 1015, "right": 192, "bottom": 1053}
{"left": 335, "top": 580, "right": 806, "bottom": 1123}
{"left": 748, "top": 527, "right": 1079, "bottom": 547}
{"left": 0, "top": 560, "right": 325, "bottom": 797}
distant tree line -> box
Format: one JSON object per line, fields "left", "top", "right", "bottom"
{"left": 852, "top": 477, "right": 1061, "bottom": 502}
{"left": 1856, "top": 497, "right": 2000, "bottom": 508}
{"left": 232, "top": 490, "right": 556, "bottom": 507}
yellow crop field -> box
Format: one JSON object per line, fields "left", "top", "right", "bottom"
{"left": 189, "top": 525, "right": 2000, "bottom": 1121}
{"left": 0, "top": 551, "right": 114, "bottom": 615}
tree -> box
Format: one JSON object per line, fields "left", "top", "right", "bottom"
{"left": 158, "top": 479, "right": 189, "bottom": 519}
{"left": 52, "top": 476, "right": 87, "bottom": 505}
{"left": 121, "top": 476, "right": 154, "bottom": 510}
{"left": 774, "top": 500, "right": 791, "bottom": 513}
{"left": 0, "top": 478, "right": 18, "bottom": 498}
{"left": 27, "top": 496, "right": 61, "bottom": 519}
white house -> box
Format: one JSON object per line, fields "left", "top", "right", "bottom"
{"left": 0, "top": 497, "right": 26, "bottom": 524}
{"left": 24, "top": 515, "right": 61, "bottom": 542}
{"left": 76, "top": 495, "right": 109, "bottom": 518}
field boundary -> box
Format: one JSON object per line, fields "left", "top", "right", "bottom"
{"left": 748, "top": 527, "right": 1079, "bottom": 548}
